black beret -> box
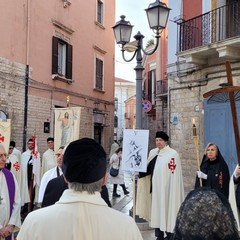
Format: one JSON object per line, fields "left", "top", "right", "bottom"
{"left": 155, "top": 131, "right": 169, "bottom": 141}
{"left": 62, "top": 138, "right": 107, "bottom": 183}
{"left": 47, "top": 137, "right": 54, "bottom": 142}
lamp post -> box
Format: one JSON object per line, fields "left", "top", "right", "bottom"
{"left": 113, "top": 0, "right": 171, "bottom": 129}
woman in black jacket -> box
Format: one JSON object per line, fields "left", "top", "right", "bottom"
{"left": 195, "top": 143, "right": 230, "bottom": 198}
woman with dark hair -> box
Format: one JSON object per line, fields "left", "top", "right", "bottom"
{"left": 195, "top": 143, "right": 230, "bottom": 198}
{"left": 109, "top": 147, "right": 129, "bottom": 197}
{"left": 171, "top": 188, "right": 240, "bottom": 240}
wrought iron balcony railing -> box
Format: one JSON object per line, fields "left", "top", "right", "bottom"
{"left": 178, "top": 1, "right": 240, "bottom": 52}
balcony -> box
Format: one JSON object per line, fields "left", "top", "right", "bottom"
{"left": 177, "top": 2, "right": 240, "bottom": 65}
{"left": 156, "top": 79, "right": 168, "bottom": 96}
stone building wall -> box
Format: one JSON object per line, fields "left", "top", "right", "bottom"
{"left": 0, "top": 57, "right": 26, "bottom": 151}
{"left": 168, "top": 61, "right": 240, "bottom": 193}
{"left": 0, "top": 57, "right": 114, "bottom": 156}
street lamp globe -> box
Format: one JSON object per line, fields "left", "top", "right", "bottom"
{"left": 145, "top": 0, "right": 171, "bottom": 32}
{"left": 113, "top": 15, "right": 133, "bottom": 46}
{"left": 113, "top": 1, "right": 171, "bottom": 129}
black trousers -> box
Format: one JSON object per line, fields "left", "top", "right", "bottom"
{"left": 155, "top": 228, "right": 172, "bottom": 240}
{"left": 113, "top": 184, "right": 127, "bottom": 193}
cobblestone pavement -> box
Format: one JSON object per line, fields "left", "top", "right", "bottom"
{"left": 107, "top": 171, "right": 155, "bottom": 240}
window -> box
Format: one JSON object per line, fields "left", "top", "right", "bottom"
{"left": 52, "top": 36, "right": 72, "bottom": 79}
{"left": 95, "top": 57, "right": 103, "bottom": 90}
{"left": 147, "top": 70, "right": 156, "bottom": 104}
{"left": 97, "top": 0, "right": 103, "bottom": 24}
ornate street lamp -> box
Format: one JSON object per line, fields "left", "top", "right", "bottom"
{"left": 113, "top": 0, "right": 171, "bottom": 129}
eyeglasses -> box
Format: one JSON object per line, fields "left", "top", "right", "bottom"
{"left": 9, "top": 147, "right": 13, "bottom": 150}
{"left": 0, "top": 153, "right": 7, "bottom": 159}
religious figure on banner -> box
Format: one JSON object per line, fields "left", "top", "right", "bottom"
{"left": 54, "top": 107, "right": 81, "bottom": 151}
{"left": 57, "top": 111, "right": 74, "bottom": 146}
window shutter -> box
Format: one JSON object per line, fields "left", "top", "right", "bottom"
{"left": 52, "top": 36, "right": 58, "bottom": 74}
{"left": 96, "top": 58, "right": 103, "bottom": 89}
{"left": 148, "top": 71, "right": 152, "bottom": 102}
{"left": 66, "top": 43, "right": 73, "bottom": 79}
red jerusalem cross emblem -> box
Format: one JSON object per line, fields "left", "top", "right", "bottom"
{"left": 168, "top": 158, "right": 176, "bottom": 173}
{"left": 0, "top": 134, "right": 5, "bottom": 143}
{"left": 13, "top": 161, "right": 20, "bottom": 171}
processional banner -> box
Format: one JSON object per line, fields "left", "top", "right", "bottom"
{"left": 0, "top": 119, "right": 11, "bottom": 151}
{"left": 54, "top": 107, "right": 81, "bottom": 150}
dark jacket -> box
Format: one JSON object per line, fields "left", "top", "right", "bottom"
{"left": 42, "top": 175, "right": 112, "bottom": 208}
{"left": 195, "top": 150, "right": 230, "bottom": 198}
{"left": 42, "top": 175, "right": 68, "bottom": 207}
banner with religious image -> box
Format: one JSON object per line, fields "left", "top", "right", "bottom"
{"left": 54, "top": 107, "right": 81, "bottom": 150}
{"left": 0, "top": 119, "right": 11, "bottom": 152}
{"left": 122, "top": 129, "right": 149, "bottom": 172}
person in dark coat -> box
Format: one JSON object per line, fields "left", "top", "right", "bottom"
{"left": 42, "top": 175, "right": 112, "bottom": 208}
{"left": 195, "top": 143, "right": 230, "bottom": 198}
{"left": 42, "top": 175, "right": 68, "bottom": 207}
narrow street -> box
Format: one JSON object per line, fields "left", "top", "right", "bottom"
{"left": 107, "top": 171, "right": 155, "bottom": 240}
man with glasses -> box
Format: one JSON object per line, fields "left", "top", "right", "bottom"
{"left": 38, "top": 146, "right": 64, "bottom": 206}
{"left": 41, "top": 137, "right": 56, "bottom": 177}
{"left": 0, "top": 144, "right": 21, "bottom": 239}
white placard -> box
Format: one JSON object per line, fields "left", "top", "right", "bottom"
{"left": 122, "top": 129, "right": 149, "bottom": 172}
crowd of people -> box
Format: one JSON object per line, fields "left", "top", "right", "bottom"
{"left": 1, "top": 132, "right": 240, "bottom": 240}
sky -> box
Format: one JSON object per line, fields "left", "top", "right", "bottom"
{"left": 115, "top": 0, "right": 154, "bottom": 81}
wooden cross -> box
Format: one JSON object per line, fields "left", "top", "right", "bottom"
{"left": 203, "top": 61, "right": 240, "bottom": 165}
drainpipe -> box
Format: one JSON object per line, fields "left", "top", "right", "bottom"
{"left": 23, "top": 65, "right": 29, "bottom": 151}
{"left": 23, "top": 0, "right": 30, "bottom": 151}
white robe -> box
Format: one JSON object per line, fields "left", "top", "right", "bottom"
{"left": 38, "top": 166, "right": 62, "bottom": 203}
{"left": 12, "top": 148, "right": 22, "bottom": 164}
{"left": 0, "top": 170, "right": 21, "bottom": 240}
{"left": 6, "top": 154, "right": 21, "bottom": 185}
{"left": 19, "top": 150, "right": 41, "bottom": 205}
{"left": 136, "top": 146, "right": 185, "bottom": 233}
{"left": 19, "top": 150, "right": 31, "bottom": 206}
{"left": 17, "top": 190, "right": 143, "bottom": 240}
{"left": 229, "top": 175, "right": 240, "bottom": 230}
{"left": 41, "top": 149, "right": 56, "bottom": 177}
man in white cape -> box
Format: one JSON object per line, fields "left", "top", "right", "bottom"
{"left": 38, "top": 146, "right": 64, "bottom": 204}
{"left": 136, "top": 131, "right": 185, "bottom": 240}
{"left": 10, "top": 141, "right": 21, "bottom": 165}
{"left": 19, "top": 138, "right": 41, "bottom": 217}
{"left": 41, "top": 137, "right": 57, "bottom": 177}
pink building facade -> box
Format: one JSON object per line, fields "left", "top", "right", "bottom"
{"left": 0, "top": 0, "right": 115, "bottom": 154}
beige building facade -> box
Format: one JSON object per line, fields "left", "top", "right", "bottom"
{"left": 167, "top": 0, "right": 240, "bottom": 192}
{"left": 0, "top": 0, "right": 115, "bottom": 154}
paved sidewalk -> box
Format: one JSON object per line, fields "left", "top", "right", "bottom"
{"left": 107, "top": 171, "right": 155, "bottom": 240}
